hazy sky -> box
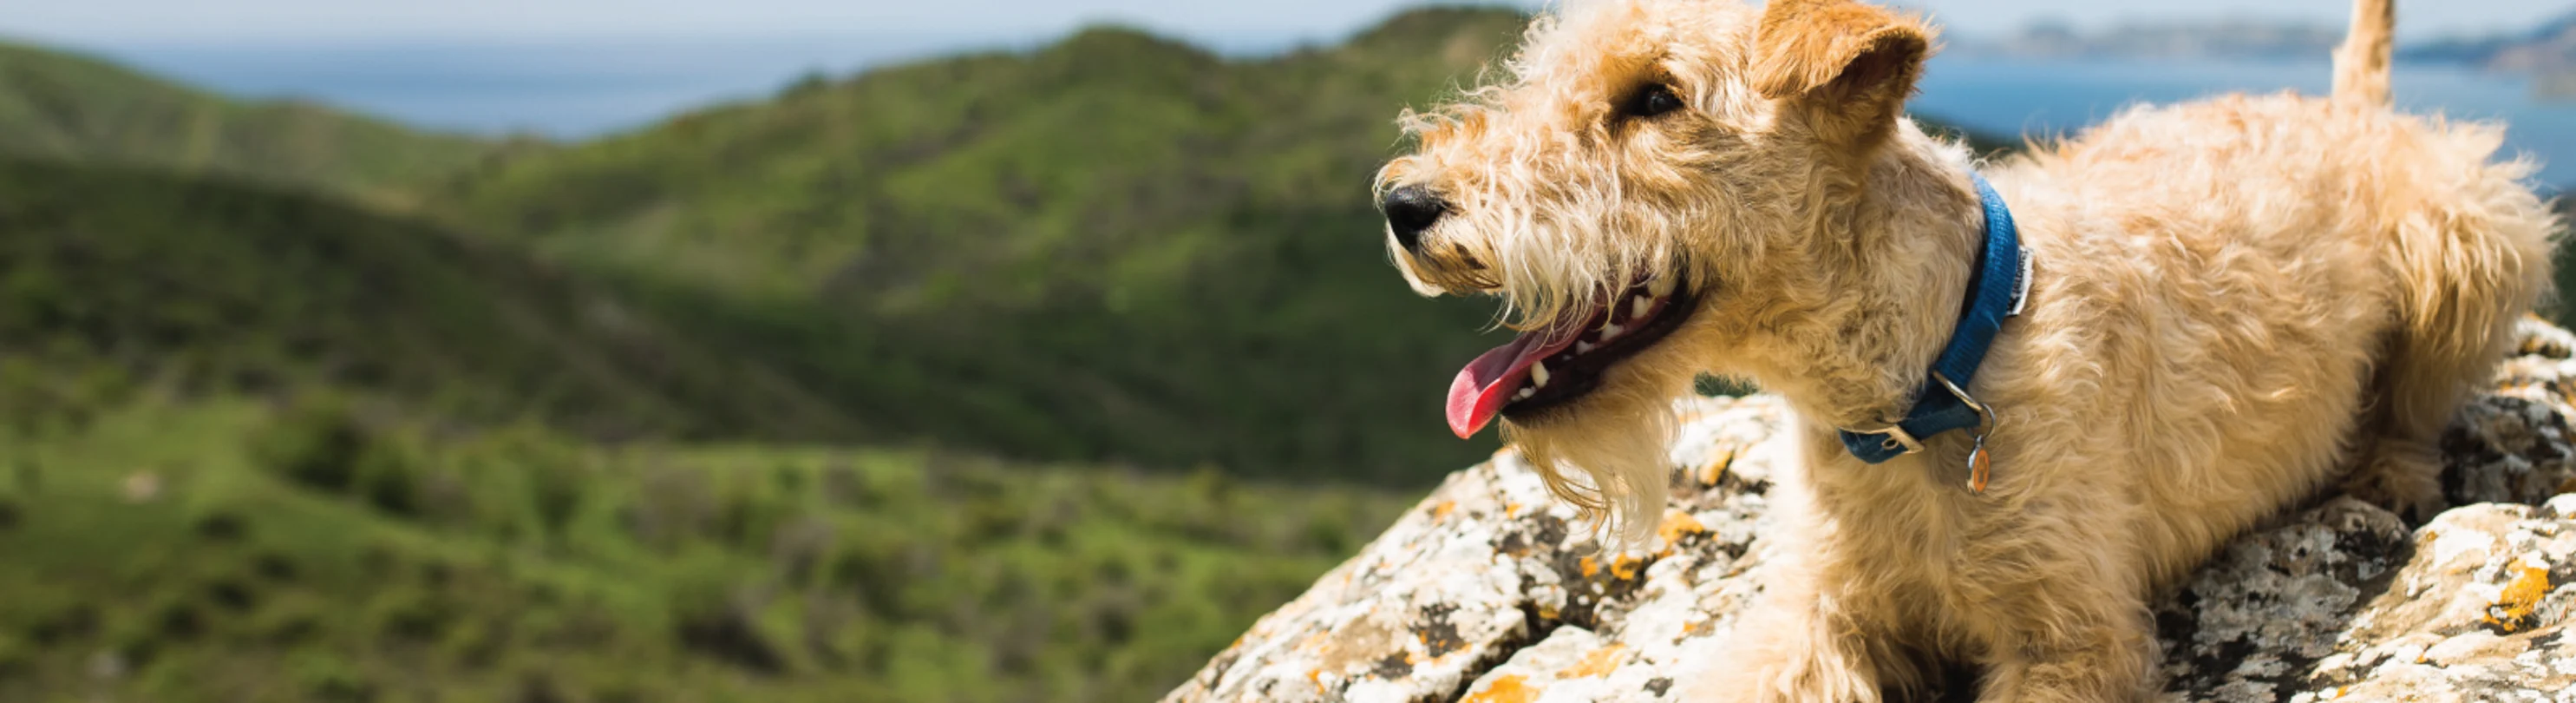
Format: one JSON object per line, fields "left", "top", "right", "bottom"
{"left": 9, "top": 0, "right": 2570, "bottom": 46}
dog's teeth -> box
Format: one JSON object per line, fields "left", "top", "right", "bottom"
{"left": 1575, "top": 340, "right": 1596, "bottom": 354}
{"left": 1532, "top": 362, "right": 1551, "bottom": 387}
{"left": 1631, "top": 296, "right": 1652, "bottom": 319}
{"left": 1599, "top": 322, "right": 1624, "bottom": 339}
{"left": 1516, "top": 387, "right": 1535, "bottom": 400}
{"left": 1648, "top": 276, "right": 1675, "bottom": 297}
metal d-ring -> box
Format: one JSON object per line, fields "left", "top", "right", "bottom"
{"left": 1932, "top": 371, "right": 2000, "bottom": 492}
{"left": 1931, "top": 371, "right": 1997, "bottom": 435}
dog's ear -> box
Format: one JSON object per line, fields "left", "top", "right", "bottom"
{"left": 1750, "top": 0, "right": 1934, "bottom": 150}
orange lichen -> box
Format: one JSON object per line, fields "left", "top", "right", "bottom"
{"left": 1297, "top": 631, "right": 1330, "bottom": 653}
{"left": 1555, "top": 643, "right": 1628, "bottom": 678}
{"left": 2484, "top": 562, "right": 2553, "bottom": 633}
{"left": 1698, "top": 448, "right": 1736, "bottom": 486}
{"left": 1610, "top": 555, "right": 1644, "bottom": 581}
{"left": 1464, "top": 674, "right": 1539, "bottom": 703}
{"left": 1432, "top": 501, "right": 1459, "bottom": 520}
{"left": 1579, "top": 555, "right": 1601, "bottom": 578}
{"left": 1657, "top": 509, "right": 1707, "bottom": 552}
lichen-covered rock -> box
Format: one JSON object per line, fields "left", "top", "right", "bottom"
{"left": 1165, "top": 318, "right": 2576, "bottom": 703}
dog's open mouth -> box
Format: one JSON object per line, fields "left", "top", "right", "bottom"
{"left": 1445, "top": 273, "right": 1697, "bottom": 437}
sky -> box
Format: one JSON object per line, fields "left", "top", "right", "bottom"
{"left": 12, "top": 0, "right": 2573, "bottom": 148}
{"left": 7, "top": 0, "right": 2571, "bottom": 48}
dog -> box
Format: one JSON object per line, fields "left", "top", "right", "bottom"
{"left": 1373, "top": 0, "right": 2554, "bottom": 700}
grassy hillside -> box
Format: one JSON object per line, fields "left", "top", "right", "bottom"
{"left": 0, "top": 156, "right": 1415, "bottom": 701}
{"left": 431, "top": 9, "right": 1544, "bottom": 482}
{"left": 0, "top": 395, "right": 1407, "bottom": 702}
{"left": 0, "top": 39, "right": 502, "bottom": 199}
{"left": 0, "top": 156, "right": 860, "bottom": 442}
{"left": 0, "top": 23, "right": 1535, "bottom": 697}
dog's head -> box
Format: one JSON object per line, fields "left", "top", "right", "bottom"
{"left": 1376, "top": 0, "right": 1944, "bottom": 534}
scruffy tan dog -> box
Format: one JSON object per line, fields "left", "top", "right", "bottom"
{"left": 1374, "top": 0, "right": 2554, "bottom": 700}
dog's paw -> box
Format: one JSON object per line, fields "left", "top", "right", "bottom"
{"left": 2344, "top": 446, "right": 2449, "bottom": 523}
{"left": 1686, "top": 630, "right": 1885, "bottom": 703}
{"left": 1685, "top": 664, "right": 1793, "bottom": 703}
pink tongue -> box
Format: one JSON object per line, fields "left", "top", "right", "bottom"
{"left": 1445, "top": 329, "right": 1580, "bottom": 438}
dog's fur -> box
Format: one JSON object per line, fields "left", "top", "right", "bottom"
{"left": 1375, "top": 0, "right": 2555, "bottom": 700}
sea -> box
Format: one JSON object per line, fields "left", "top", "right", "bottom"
{"left": 1912, "top": 56, "right": 2576, "bottom": 187}
{"left": 89, "top": 40, "right": 2576, "bottom": 187}
{"left": 96, "top": 35, "right": 1036, "bottom": 138}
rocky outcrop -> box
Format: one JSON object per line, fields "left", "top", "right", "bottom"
{"left": 1164, "top": 319, "right": 2576, "bottom": 702}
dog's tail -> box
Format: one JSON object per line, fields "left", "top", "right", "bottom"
{"left": 2332, "top": 0, "right": 2395, "bottom": 106}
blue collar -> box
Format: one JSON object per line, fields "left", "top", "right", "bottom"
{"left": 1836, "top": 172, "right": 2031, "bottom": 470}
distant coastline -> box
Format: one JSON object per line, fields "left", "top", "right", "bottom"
{"left": 1912, "top": 55, "right": 2576, "bottom": 187}
{"left": 1956, "top": 14, "right": 2576, "bottom": 102}
{"left": 2400, "top": 12, "right": 2576, "bottom": 100}
{"left": 1950, "top": 20, "right": 2343, "bottom": 62}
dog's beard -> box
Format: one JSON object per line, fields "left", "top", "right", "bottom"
{"left": 1501, "top": 362, "right": 1684, "bottom": 545}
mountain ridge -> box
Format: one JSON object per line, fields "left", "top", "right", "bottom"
{"left": 0, "top": 37, "right": 515, "bottom": 200}
{"left": 0, "top": 155, "right": 864, "bottom": 442}
{"left": 426, "top": 6, "right": 1547, "bottom": 481}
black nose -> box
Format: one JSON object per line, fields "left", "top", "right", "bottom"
{"left": 1380, "top": 185, "right": 1447, "bottom": 253}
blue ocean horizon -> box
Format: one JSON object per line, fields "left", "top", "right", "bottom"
{"left": 92, "top": 35, "right": 1031, "bottom": 139}
{"left": 1912, "top": 56, "right": 2576, "bottom": 187}
{"left": 80, "top": 38, "right": 2576, "bottom": 187}
{"left": 86, "top": 31, "right": 1309, "bottom": 139}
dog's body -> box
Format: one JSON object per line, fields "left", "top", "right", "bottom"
{"left": 1375, "top": 0, "right": 2555, "bottom": 700}
{"left": 1723, "top": 93, "right": 2549, "bottom": 701}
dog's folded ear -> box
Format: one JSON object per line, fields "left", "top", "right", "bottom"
{"left": 1751, "top": 0, "right": 1935, "bottom": 151}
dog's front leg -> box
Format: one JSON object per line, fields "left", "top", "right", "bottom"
{"left": 1697, "top": 573, "right": 1894, "bottom": 703}
{"left": 1968, "top": 573, "right": 2161, "bottom": 702}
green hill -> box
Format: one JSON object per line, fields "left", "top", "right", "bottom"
{"left": 0, "top": 156, "right": 1415, "bottom": 702}
{"left": 432, "top": 9, "right": 1540, "bottom": 482}
{"left": 0, "top": 39, "right": 502, "bottom": 199}
{"left": 0, "top": 394, "right": 1406, "bottom": 702}
{"left": 0, "top": 156, "right": 856, "bottom": 442}
{"left": 0, "top": 16, "right": 1530, "bottom": 700}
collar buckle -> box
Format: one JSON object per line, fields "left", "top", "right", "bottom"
{"left": 1840, "top": 371, "right": 1996, "bottom": 459}
{"left": 1844, "top": 421, "right": 1925, "bottom": 456}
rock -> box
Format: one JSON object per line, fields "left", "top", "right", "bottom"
{"left": 1164, "top": 318, "right": 2576, "bottom": 702}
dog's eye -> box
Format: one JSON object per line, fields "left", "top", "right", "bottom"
{"left": 1624, "top": 84, "right": 1684, "bottom": 119}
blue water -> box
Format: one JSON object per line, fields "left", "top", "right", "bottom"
{"left": 102, "top": 36, "right": 1030, "bottom": 137}
{"left": 96, "top": 32, "right": 1293, "bottom": 139}
{"left": 1913, "top": 56, "right": 2576, "bottom": 186}
{"left": 90, "top": 42, "right": 2576, "bottom": 186}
